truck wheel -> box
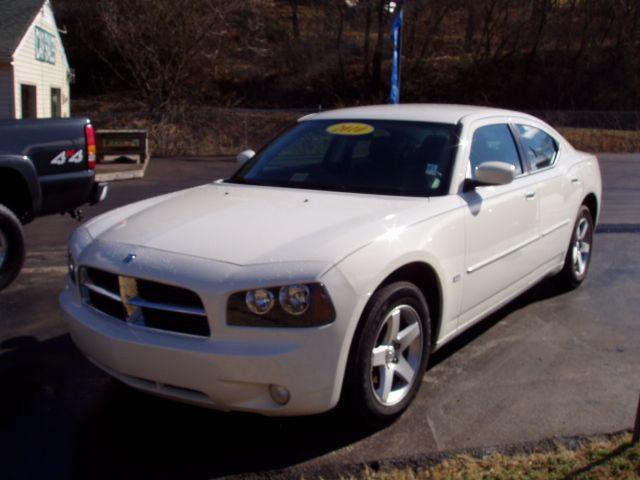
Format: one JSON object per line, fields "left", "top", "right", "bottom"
{"left": 0, "top": 204, "right": 25, "bottom": 291}
{"left": 342, "top": 281, "right": 431, "bottom": 427}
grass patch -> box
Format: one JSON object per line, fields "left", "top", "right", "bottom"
{"left": 348, "top": 434, "right": 639, "bottom": 480}
{"left": 558, "top": 127, "right": 640, "bottom": 154}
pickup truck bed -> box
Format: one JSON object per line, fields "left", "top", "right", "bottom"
{"left": 0, "top": 117, "right": 108, "bottom": 290}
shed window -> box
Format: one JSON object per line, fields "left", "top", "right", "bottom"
{"left": 20, "top": 84, "right": 37, "bottom": 119}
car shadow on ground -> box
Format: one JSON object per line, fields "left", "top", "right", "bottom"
{"left": 428, "top": 276, "right": 572, "bottom": 369}
{"left": 0, "top": 277, "right": 571, "bottom": 479}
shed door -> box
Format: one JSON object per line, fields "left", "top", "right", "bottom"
{"left": 51, "top": 88, "right": 61, "bottom": 118}
{"left": 20, "top": 84, "right": 37, "bottom": 119}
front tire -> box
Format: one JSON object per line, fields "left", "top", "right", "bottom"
{"left": 342, "top": 281, "right": 431, "bottom": 426}
{"left": 0, "top": 204, "right": 26, "bottom": 291}
{"left": 557, "top": 205, "right": 594, "bottom": 289}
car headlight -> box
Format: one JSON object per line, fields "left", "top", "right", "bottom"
{"left": 279, "top": 284, "right": 310, "bottom": 315}
{"left": 228, "top": 283, "right": 335, "bottom": 327}
{"left": 245, "top": 288, "right": 275, "bottom": 315}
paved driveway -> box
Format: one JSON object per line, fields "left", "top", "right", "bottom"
{"left": 1, "top": 154, "right": 638, "bottom": 478}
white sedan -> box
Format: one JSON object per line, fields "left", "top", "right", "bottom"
{"left": 60, "top": 104, "right": 602, "bottom": 424}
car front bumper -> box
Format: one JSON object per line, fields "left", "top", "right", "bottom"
{"left": 59, "top": 251, "right": 362, "bottom": 416}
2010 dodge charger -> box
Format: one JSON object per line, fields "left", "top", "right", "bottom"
{"left": 60, "top": 104, "right": 601, "bottom": 424}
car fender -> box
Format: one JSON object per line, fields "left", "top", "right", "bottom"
{"left": 567, "top": 152, "right": 602, "bottom": 223}
{"left": 320, "top": 207, "right": 466, "bottom": 403}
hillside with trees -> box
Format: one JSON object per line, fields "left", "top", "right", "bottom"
{"left": 54, "top": 0, "right": 639, "bottom": 111}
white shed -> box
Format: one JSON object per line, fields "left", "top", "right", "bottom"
{"left": 0, "top": 0, "right": 71, "bottom": 119}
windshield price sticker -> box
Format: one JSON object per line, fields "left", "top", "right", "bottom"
{"left": 326, "top": 123, "right": 375, "bottom": 136}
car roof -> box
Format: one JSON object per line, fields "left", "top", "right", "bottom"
{"left": 300, "top": 103, "right": 537, "bottom": 125}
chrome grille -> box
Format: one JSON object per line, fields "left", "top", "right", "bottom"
{"left": 80, "top": 267, "right": 210, "bottom": 337}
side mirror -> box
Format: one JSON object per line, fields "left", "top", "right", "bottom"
{"left": 474, "top": 161, "right": 516, "bottom": 186}
{"left": 236, "top": 149, "right": 255, "bottom": 165}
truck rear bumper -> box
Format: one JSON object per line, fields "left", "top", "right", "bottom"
{"left": 38, "top": 170, "right": 108, "bottom": 215}
{"left": 89, "top": 182, "right": 109, "bottom": 205}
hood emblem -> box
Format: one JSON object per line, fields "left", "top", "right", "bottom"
{"left": 123, "top": 254, "right": 136, "bottom": 264}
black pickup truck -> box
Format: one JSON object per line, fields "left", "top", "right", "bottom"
{"left": 0, "top": 117, "right": 108, "bottom": 290}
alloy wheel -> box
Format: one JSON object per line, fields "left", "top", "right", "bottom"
{"left": 572, "top": 217, "right": 591, "bottom": 277}
{"left": 370, "top": 304, "right": 423, "bottom": 406}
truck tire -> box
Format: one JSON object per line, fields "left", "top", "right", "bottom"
{"left": 0, "top": 204, "right": 25, "bottom": 291}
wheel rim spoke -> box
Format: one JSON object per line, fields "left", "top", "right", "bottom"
{"left": 371, "top": 346, "right": 388, "bottom": 367}
{"left": 385, "top": 308, "right": 401, "bottom": 343}
{"left": 576, "top": 254, "right": 585, "bottom": 274}
{"left": 577, "top": 219, "right": 588, "bottom": 240}
{"left": 395, "top": 356, "right": 415, "bottom": 383}
{"left": 579, "top": 241, "right": 590, "bottom": 254}
{"left": 397, "top": 322, "right": 420, "bottom": 352}
{"left": 378, "top": 365, "right": 394, "bottom": 402}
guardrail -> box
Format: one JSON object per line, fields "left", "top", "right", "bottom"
{"left": 96, "top": 129, "right": 148, "bottom": 164}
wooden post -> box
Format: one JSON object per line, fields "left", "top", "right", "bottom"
{"left": 633, "top": 391, "right": 640, "bottom": 444}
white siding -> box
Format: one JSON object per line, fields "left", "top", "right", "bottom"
{"left": 11, "top": 0, "right": 70, "bottom": 119}
{"left": 0, "top": 65, "right": 14, "bottom": 118}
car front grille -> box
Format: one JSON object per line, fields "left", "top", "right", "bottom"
{"left": 79, "top": 267, "right": 210, "bottom": 337}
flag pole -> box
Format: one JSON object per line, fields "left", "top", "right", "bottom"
{"left": 390, "top": 8, "right": 404, "bottom": 104}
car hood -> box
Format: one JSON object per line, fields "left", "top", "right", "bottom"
{"left": 85, "top": 182, "right": 430, "bottom": 266}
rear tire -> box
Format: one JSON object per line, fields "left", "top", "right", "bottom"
{"left": 342, "top": 281, "right": 431, "bottom": 427}
{"left": 0, "top": 204, "right": 26, "bottom": 291}
{"left": 556, "top": 205, "right": 593, "bottom": 290}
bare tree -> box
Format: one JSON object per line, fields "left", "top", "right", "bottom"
{"left": 362, "top": 0, "right": 373, "bottom": 78}
{"left": 98, "top": 0, "right": 228, "bottom": 110}
{"left": 463, "top": 0, "right": 477, "bottom": 53}
{"left": 288, "top": 0, "right": 301, "bottom": 40}
{"left": 409, "top": 0, "right": 452, "bottom": 73}
{"left": 371, "top": 0, "right": 389, "bottom": 92}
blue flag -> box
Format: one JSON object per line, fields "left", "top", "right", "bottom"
{"left": 390, "top": 8, "right": 403, "bottom": 104}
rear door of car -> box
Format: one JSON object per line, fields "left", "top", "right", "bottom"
{"left": 511, "top": 122, "right": 577, "bottom": 266}
{"left": 458, "top": 119, "right": 541, "bottom": 326}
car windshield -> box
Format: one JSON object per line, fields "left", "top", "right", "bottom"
{"left": 228, "top": 119, "right": 459, "bottom": 197}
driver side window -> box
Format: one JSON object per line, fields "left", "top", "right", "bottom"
{"left": 469, "top": 124, "right": 523, "bottom": 179}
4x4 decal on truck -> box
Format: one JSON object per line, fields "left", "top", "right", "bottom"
{"left": 51, "top": 149, "right": 83, "bottom": 165}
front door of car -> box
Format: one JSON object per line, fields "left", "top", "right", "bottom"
{"left": 459, "top": 122, "right": 540, "bottom": 325}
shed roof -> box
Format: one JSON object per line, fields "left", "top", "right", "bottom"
{"left": 0, "top": 0, "right": 46, "bottom": 62}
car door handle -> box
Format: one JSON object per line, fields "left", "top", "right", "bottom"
{"left": 571, "top": 177, "right": 580, "bottom": 184}
{"left": 525, "top": 191, "right": 536, "bottom": 199}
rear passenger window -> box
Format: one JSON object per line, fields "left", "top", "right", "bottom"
{"left": 470, "top": 124, "right": 522, "bottom": 178}
{"left": 516, "top": 124, "right": 558, "bottom": 171}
